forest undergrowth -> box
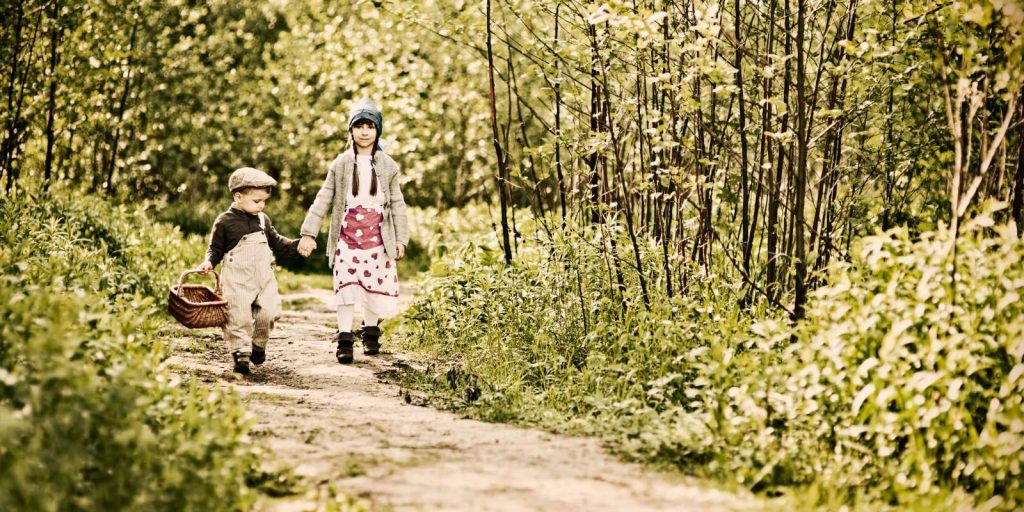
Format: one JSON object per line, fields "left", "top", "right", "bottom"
{"left": 0, "top": 189, "right": 293, "bottom": 510}
{"left": 395, "top": 204, "right": 1024, "bottom": 511}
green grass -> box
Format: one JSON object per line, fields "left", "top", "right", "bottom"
{"left": 278, "top": 269, "right": 333, "bottom": 293}
{"left": 285, "top": 296, "right": 326, "bottom": 307}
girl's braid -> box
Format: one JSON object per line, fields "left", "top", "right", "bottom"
{"left": 350, "top": 125, "right": 381, "bottom": 196}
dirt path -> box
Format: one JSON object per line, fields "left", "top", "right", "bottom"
{"left": 166, "top": 283, "right": 760, "bottom": 511}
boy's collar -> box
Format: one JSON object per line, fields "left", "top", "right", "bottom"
{"left": 229, "top": 205, "right": 259, "bottom": 217}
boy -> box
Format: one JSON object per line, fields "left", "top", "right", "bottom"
{"left": 198, "top": 167, "right": 302, "bottom": 375}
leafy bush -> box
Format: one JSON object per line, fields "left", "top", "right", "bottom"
{"left": 772, "top": 213, "right": 1022, "bottom": 505}
{"left": 0, "top": 190, "right": 262, "bottom": 510}
{"left": 397, "top": 222, "right": 754, "bottom": 429}
{"left": 395, "top": 208, "right": 1023, "bottom": 509}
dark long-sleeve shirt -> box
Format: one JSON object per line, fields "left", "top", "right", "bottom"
{"left": 205, "top": 208, "right": 300, "bottom": 266}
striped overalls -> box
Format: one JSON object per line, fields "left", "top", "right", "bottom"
{"left": 220, "top": 213, "right": 281, "bottom": 356}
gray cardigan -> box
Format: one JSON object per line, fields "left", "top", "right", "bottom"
{"left": 300, "top": 150, "right": 410, "bottom": 267}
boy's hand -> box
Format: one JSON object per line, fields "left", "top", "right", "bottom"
{"left": 298, "top": 235, "right": 317, "bottom": 257}
{"left": 197, "top": 260, "right": 213, "bottom": 274}
{"left": 396, "top": 243, "right": 406, "bottom": 261}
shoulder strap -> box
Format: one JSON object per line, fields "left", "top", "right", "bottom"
{"left": 258, "top": 212, "right": 266, "bottom": 230}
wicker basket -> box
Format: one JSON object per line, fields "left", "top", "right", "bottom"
{"left": 168, "top": 270, "right": 229, "bottom": 328}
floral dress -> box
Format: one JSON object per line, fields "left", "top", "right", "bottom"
{"left": 332, "top": 155, "right": 400, "bottom": 315}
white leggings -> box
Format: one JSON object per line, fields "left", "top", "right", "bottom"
{"left": 337, "top": 305, "right": 380, "bottom": 333}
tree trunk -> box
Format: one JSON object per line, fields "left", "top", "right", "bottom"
{"left": 486, "top": 0, "right": 513, "bottom": 264}
{"left": 586, "top": 23, "right": 602, "bottom": 226}
{"left": 767, "top": 0, "right": 793, "bottom": 302}
{"left": 554, "top": 4, "right": 566, "bottom": 227}
{"left": 735, "top": 0, "right": 753, "bottom": 291}
{"left": 105, "top": 20, "right": 140, "bottom": 195}
{"left": 793, "top": 0, "right": 809, "bottom": 320}
{"left": 1012, "top": 98, "right": 1024, "bottom": 234}
{"left": 44, "top": 0, "right": 63, "bottom": 190}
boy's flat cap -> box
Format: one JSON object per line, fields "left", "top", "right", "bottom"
{"left": 228, "top": 167, "right": 277, "bottom": 192}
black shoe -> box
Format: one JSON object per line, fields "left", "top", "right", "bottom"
{"left": 334, "top": 331, "right": 355, "bottom": 364}
{"left": 250, "top": 344, "right": 266, "bottom": 365}
{"left": 360, "top": 325, "right": 382, "bottom": 356}
{"left": 232, "top": 351, "right": 251, "bottom": 375}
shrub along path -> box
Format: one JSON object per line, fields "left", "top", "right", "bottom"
{"left": 166, "top": 282, "right": 757, "bottom": 511}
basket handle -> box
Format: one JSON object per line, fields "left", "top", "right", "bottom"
{"left": 177, "top": 269, "right": 223, "bottom": 295}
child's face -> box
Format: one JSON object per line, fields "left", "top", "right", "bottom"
{"left": 234, "top": 188, "right": 271, "bottom": 214}
{"left": 352, "top": 120, "right": 377, "bottom": 150}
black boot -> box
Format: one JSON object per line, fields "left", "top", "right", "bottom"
{"left": 250, "top": 343, "right": 266, "bottom": 365}
{"left": 232, "top": 351, "right": 251, "bottom": 375}
{"left": 334, "top": 331, "right": 355, "bottom": 364}
{"left": 361, "top": 325, "right": 382, "bottom": 356}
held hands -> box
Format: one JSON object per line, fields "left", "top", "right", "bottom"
{"left": 298, "top": 235, "right": 317, "bottom": 257}
{"left": 295, "top": 236, "right": 399, "bottom": 259}
{"left": 197, "top": 260, "right": 214, "bottom": 274}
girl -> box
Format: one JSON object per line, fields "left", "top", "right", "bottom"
{"left": 297, "top": 98, "right": 409, "bottom": 364}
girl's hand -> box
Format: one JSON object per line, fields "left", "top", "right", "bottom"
{"left": 396, "top": 243, "right": 406, "bottom": 261}
{"left": 197, "top": 260, "right": 213, "bottom": 274}
{"left": 298, "top": 235, "right": 317, "bottom": 257}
